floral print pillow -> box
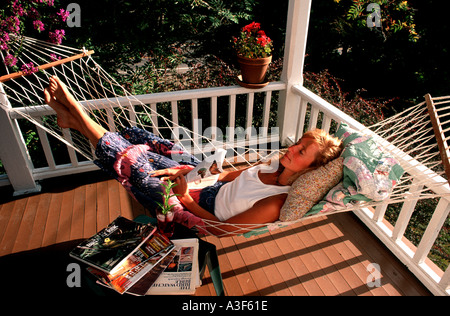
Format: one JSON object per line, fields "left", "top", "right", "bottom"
{"left": 280, "top": 157, "right": 344, "bottom": 221}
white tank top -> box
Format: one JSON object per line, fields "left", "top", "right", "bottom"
{"left": 214, "top": 163, "right": 290, "bottom": 221}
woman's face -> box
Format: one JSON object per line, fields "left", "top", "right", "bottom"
{"left": 280, "top": 137, "right": 320, "bottom": 173}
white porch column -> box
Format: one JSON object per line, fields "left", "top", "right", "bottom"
{"left": 0, "top": 83, "right": 41, "bottom": 195}
{"left": 278, "top": 0, "right": 312, "bottom": 145}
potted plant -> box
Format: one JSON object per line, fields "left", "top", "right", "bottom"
{"left": 155, "top": 179, "right": 179, "bottom": 237}
{"left": 233, "top": 21, "right": 273, "bottom": 87}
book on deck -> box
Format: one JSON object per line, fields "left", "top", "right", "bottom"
{"left": 69, "top": 216, "right": 159, "bottom": 274}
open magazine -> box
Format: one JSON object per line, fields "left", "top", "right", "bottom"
{"left": 145, "top": 238, "right": 200, "bottom": 295}
{"left": 185, "top": 148, "right": 226, "bottom": 189}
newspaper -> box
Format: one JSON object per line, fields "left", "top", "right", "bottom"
{"left": 185, "top": 148, "right": 226, "bottom": 189}
{"left": 145, "top": 238, "right": 200, "bottom": 295}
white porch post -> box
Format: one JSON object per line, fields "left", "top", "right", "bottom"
{"left": 0, "top": 83, "right": 41, "bottom": 195}
{"left": 278, "top": 0, "right": 312, "bottom": 145}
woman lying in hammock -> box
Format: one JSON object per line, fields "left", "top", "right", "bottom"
{"left": 43, "top": 76, "right": 343, "bottom": 233}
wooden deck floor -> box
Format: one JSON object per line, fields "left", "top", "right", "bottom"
{"left": 0, "top": 171, "right": 430, "bottom": 296}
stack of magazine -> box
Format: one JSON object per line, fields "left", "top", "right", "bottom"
{"left": 69, "top": 216, "right": 200, "bottom": 295}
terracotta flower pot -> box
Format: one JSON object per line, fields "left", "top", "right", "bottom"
{"left": 237, "top": 55, "right": 272, "bottom": 84}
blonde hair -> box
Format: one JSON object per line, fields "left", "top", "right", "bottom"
{"left": 301, "top": 129, "right": 343, "bottom": 168}
{"left": 286, "top": 129, "right": 343, "bottom": 184}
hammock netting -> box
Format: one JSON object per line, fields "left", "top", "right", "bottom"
{"left": 1, "top": 36, "right": 450, "bottom": 237}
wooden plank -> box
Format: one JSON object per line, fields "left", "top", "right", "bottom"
{"left": 289, "top": 218, "right": 347, "bottom": 296}
{"left": 232, "top": 234, "right": 276, "bottom": 296}
{"left": 204, "top": 234, "right": 243, "bottom": 296}
{"left": 322, "top": 215, "right": 378, "bottom": 295}
{"left": 0, "top": 201, "right": 16, "bottom": 248}
{"left": 195, "top": 270, "right": 213, "bottom": 296}
{"left": 343, "top": 213, "right": 423, "bottom": 295}
{"left": 83, "top": 182, "right": 98, "bottom": 237}
{"left": 271, "top": 221, "right": 327, "bottom": 296}
{"left": 118, "top": 182, "right": 135, "bottom": 220}
{"left": 335, "top": 213, "right": 429, "bottom": 296}
{"left": 219, "top": 235, "right": 258, "bottom": 295}
{"left": 250, "top": 234, "right": 293, "bottom": 296}
{"left": 27, "top": 192, "right": 52, "bottom": 250}
{"left": 330, "top": 215, "right": 388, "bottom": 296}
{"left": 56, "top": 188, "right": 74, "bottom": 243}
{"left": 41, "top": 192, "right": 63, "bottom": 247}
{"left": 107, "top": 180, "right": 121, "bottom": 222}
{"left": 0, "top": 198, "right": 27, "bottom": 256}
{"left": 96, "top": 180, "right": 109, "bottom": 230}
{"left": 70, "top": 185, "right": 85, "bottom": 240}
{"left": 264, "top": 228, "right": 310, "bottom": 296}
{"left": 310, "top": 216, "right": 361, "bottom": 295}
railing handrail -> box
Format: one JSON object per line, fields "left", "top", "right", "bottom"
{"left": 8, "top": 82, "right": 287, "bottom": 119}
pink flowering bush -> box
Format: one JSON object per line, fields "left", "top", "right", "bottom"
{"left": 20, "top": 62, "right": 39, "bottom": 75}
{"left": 33, "top": 20, "right": 45, "bottom": 32}
{"left": 48, "top": 29, "right": 65, "bottom": 45}
{"left": 0, "top": 0, "right": 70, "bottom": 73}
{"left": 233, "top": 22, "right": 273, "bottom": 58}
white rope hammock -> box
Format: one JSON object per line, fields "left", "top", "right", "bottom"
{"left": 1, "top": 36, "right": 450, "bottom": 238}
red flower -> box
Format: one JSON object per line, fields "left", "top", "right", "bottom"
{"left": 257, "top": 35, "right": 271, "bottom": 47}
{"left": 242, "top": 21, "right": 260, "bottom": 33}
{"left": 233, "top": 22, "right": 273, "bottom": 58}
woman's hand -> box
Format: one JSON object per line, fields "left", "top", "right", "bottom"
{"left": 150, "top": 167, "right": 191, "bottom": 182}
{"left": 172, "top": 175, "right": 189, "bottom": 199}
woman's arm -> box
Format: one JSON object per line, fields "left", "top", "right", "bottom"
{"left": 173, "top": 176, "right": 220, "bottom": 222}
{"left": 150, "top": 165, "right": 193, "bottom": 181}
{"left": 224, "top": 193, "right": 287, "bottom": 225}
{"left": 203, "top": 194, "right": 287, "bottom": 235}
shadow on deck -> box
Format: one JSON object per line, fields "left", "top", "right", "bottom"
{"left": 0, "top": 171, "right": 430, "bottom": 296}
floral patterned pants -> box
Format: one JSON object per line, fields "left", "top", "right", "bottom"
{"left": 94, "top": 127, "right": 200, "bottom": 214}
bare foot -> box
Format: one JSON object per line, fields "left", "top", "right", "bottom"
{"left": 44, "top": 87, "right": 80, "bottom": 130}
{"left": 48, "top": 76, "right": 84, "bottom": 115}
